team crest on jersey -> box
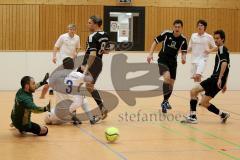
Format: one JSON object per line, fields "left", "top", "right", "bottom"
{"left": 168, "top": 41, "right": 177, "bottom": 49}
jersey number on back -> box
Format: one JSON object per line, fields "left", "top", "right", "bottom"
{"left": 66, "top": 80, "right": 73, "bottom": 94}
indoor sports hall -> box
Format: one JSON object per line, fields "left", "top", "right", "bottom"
{"left": 0, "top": 0, "right": 240, "bottom": 160}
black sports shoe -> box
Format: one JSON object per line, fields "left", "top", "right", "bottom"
{"left": 71, "top": 115, "right": 82, "bottom": 125}
{"left": 165, "top": 101, "right": 172, "bottom": 109}
{"left": 221, "top": 112, "right": 230, "bottom": 124}
{"left": 90, "top": 116, "right": 101, "bottom": 125}
{"left": 161, "top": 101, "right": 167, "bottom": 113}
{"left": 49, "top": 89, "right": 54, "bottom": 95}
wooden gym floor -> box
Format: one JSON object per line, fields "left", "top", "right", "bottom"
{"left": 0, "top": 90, "right": 240, "bottom": 160}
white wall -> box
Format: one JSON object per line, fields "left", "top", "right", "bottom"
{"left": 0, "top": 51, "right": 239, "bottom": 91}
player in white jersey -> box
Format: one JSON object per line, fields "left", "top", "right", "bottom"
{"left": 44, "top": 57, "right": 100, "bottom": 125}
{"left": 53, "top": 24, "right": 81, "bottom": 65}
{"left": 40, "top": 24, "right": 81, "bottom": 98}
{"left": 188, "top": 20, "right": 218, "bottom": 82}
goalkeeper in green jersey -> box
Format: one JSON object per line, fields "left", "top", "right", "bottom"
{"left": 11, "top": 73, "right": 51, "bottom": 136}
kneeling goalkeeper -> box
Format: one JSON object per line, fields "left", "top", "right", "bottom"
{"left": 11, "top": 74, "right": 50, "bottom": 136}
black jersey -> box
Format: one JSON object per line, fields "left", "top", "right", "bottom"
{"left": 82, "top": 31, "right": 109, "bottom": 65}
{"left": 155, "top": 30, "right": 188, "bottom": 60}
{"left": 211, "top": 46, "right": 230, "bottom": 80}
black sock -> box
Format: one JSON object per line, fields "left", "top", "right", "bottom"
{"left": 91, "top": 89, "right": 103, "bottom": 109}
{"left": 207, "top": 104, "right": 220, "bottom": 115}
{"left": 190, "top": 99, "right": 198, "bottom": 118}
{"left": 163, "top": 82, "right": 172, "bottom": 101}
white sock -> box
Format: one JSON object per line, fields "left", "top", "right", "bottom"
{"left": 81, "top": 99, "right": 94, "bottom": 121}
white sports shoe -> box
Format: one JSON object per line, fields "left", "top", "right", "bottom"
{"left": 181, "top": 115, "right": 198, "bottom": 124}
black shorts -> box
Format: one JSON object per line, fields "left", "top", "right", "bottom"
{"left": 18, "top": 122, "right": 48, "bottom": 136}
{"left": 158, "top": 57, "right": 177, "bottom": 80}
{"left": 200, "top": 77, "right": 226, "bottom": 98}
{"left": 88, "top": 59, "right": 103, "bottom": 84}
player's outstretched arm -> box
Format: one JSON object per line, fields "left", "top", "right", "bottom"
{"left": 36, "top": 73, "right": 49, "bottom": 89}
{"left": 23, "top": 98, "right": 51, "bottom": 113}
{"left": 147, "top": 41, "right": 157, "bottom": 64}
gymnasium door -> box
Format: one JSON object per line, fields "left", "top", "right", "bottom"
{"left": 104, "top": 6, "right": 145, "bottom": 51}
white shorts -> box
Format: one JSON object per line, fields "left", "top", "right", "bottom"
{"left": 191, "top": 59, "right": 207, "bottom": 78}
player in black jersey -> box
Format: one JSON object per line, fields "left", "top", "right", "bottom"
{"left": 182, "top": 30, "right": 230, "bottom": 124}
{"left": 147, "top": 19, "right": 188, "bottom": 113}
{"left": 78, "top": 15, "right": 109, "bottom": 120}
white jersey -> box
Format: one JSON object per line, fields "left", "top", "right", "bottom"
{"left": 55, "top": 33, "right": 80, "bottom": 63}
{"left": 64, "top": 70, "right": 85, "bottom": 86}
{"left": 188, "top": 32, "right": 216, "bottom": 63}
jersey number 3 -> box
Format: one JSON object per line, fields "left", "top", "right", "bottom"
{"left": 66, "top": 80, "right": 73, "bottom": 94}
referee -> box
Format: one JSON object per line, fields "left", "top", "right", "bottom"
{"left": 147, "top": 19, "right": 188, "bottom": 113}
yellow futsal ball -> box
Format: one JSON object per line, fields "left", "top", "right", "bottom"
{"left": 105, "top": 127, "right": 119, "bottom": 143}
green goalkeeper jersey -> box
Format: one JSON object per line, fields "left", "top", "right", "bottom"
{"left": 11, "top": 88, "right": 45, "bottom": 129}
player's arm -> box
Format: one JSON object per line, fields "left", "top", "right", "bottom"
{"left": 206, "top": 46, "right": 218, "bottom": 53}
{"left": 222, "top": 76, "right": 228, "bottom": 93}
{"left": 23, "top": 98, "right": 50, "bottom": 113}
{"left": 205, "top": 35, "right": 218, "bottom": 54}
{"left": 187, "top": 36, "right": 192, "bottom": 53}
{"left": 53, "top": 35, "right": 63, "bottom": 64}
{"left": 83, "top": 50, "right": 97, "bottom": 75}
{"left": 147, "top": 41, "right": 157, "bottom": 63}
{"left": 181, "top": 39, "right": 188, "bottom": 64}
{"left": 35, "top": 73, "right": 49, "bottom": 89}
{"left": 217, "top": 49, "right": 229, "bottom": 90}
{"left": 73, "top": 37, "right": 81, "bottom": 59}
{"left": 147, "top": 31, "right": 167, "bottom": 64}
{"left": 83, "top": 36, "right": 98, "bottom": 74}
{"left": 52, "top": 46, "right": 59, "bottom": 63}
{"left": 217, "top": 61, "right": 228, "bottom": 89}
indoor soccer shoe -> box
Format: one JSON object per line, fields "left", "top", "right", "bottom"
{"left": 165, "top": 101, "right": 172, "bottom": 109}
{"left": 90, "top": 116, "right": 101, "bottom": 125}
{"left": 49, "top": 89, "right": 54, "bottom": 95}
{"left": 161, "top": 101, "right": 168, "bottom": 113}
{"left": 181, "top": 115, "right": 198, "bottom": 124}
{"left": 71, "top": 115, "right": 82, "bottom": 125}
{"left": 221, "top": 112, "right": 230, "bottom": 124}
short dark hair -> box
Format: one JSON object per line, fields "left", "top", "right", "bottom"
{"left": 173, "top": 19, "right": 183, "bottom": 26}
{"left": 90, "top": 15, "right": 102, "bottom": 27}
{"left": 21, "top": 76, "right": 31, "bottom": 88}
{"left": 197, "top": 19, "right": 207, "bottom": 29}
{"left": 214, "top": 29, "right": 226, "bottom": 43}
{"left": 63, "top": 57, "right": 74, "bottom": 69}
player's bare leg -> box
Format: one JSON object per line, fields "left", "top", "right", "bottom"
{"left": 182, "top": 85, "right": 204, "bottom": 124}
{"left": 200, "top": 96, "right": 230, "bottom": 123}
{"left": 161, "top": 71, "right": 175, "bottom": 113}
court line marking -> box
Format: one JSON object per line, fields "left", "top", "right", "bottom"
{"left": 121, "top": 147, "right": 240, "bottom": 154}
{"left": 171, "top": 93, "right": 240, "bottom": 148}
{"left": 76, "top": 126, "right": 128, "bottom": 160}
{"left": 156, "top": 123, "right": 240, "bottom": 160}
{"left": 178, "top": 123, "right": 240, "bottom": 148}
